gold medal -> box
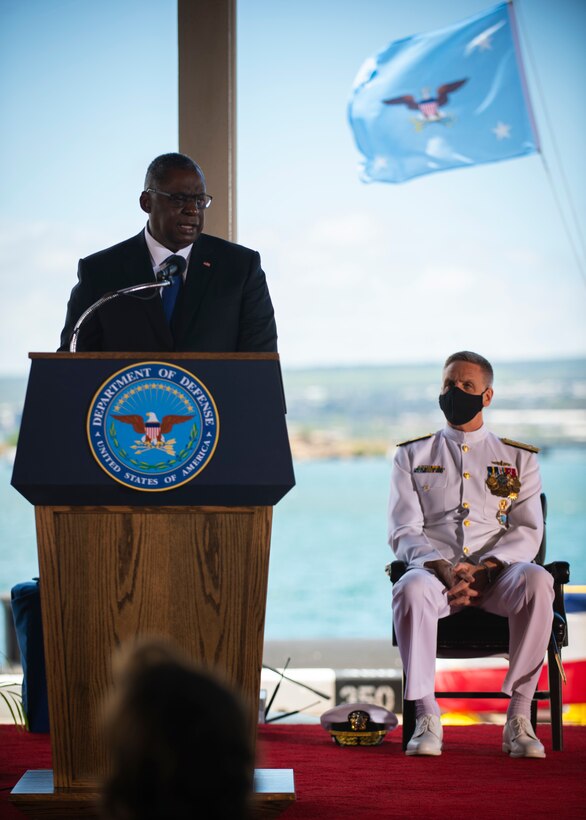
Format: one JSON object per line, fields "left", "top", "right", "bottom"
{"left": 496, "top": 498, "right": 509, "bottom": 526}
{"left": 486, "top": 466, "right": 521, "bottom": 499}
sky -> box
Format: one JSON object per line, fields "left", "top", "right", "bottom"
{"left": 0, "top": 0, "right": 585, "bottom": 374}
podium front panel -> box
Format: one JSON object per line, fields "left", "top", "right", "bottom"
{"left": 12, "top": 354, "right": 295, "bottom": 506}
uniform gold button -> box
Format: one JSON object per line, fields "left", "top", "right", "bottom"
{"left": 463, "top": 472, "right": 470, "bottom": 479}
{"left": 423, "top": 484, "right": 430, "bottom": 492}
{"left": 464, "top": 519, "right": 471, "bottom": 527}
{"left": 463, "top": 546, "right": 470, "bottom": 556}
{"left": 462, "top": 502, "right": 470, "bottom": 509}
{"left": 462, "top": 444, "right": 469, "bottom": 453}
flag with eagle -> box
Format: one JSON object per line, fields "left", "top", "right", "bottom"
{"left": 347, "top": 2, "right": 538, "bottom": 183}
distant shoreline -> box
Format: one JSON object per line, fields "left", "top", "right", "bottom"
{"left": 0, "top": 429, "right": 586, "bottom": 464}
{"left": 287, "top": 434, "right": 586, "bottom": 462}
{"left": 1, "top": 359, "right": 585, "bottom": 460}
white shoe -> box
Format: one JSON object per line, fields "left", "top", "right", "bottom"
{"left": 406, "top": 714, "right": 443, "bottom": 756}
{"left": 502, "top": 715, "right": 546, "bottom": 758}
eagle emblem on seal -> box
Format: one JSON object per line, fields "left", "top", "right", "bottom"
{"left": 112, "top": 411, "right": 194, "bottom": 455}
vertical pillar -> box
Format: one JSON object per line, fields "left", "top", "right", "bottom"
{"left": 178, "top": 0, "right": 236, "bottom": 241}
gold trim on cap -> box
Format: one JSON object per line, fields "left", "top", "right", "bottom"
{"left": 329, "top": 729, "right": 387, "bottom": 747}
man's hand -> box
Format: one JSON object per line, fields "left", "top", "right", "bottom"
{"left": 424, "top": 559, "right": 477, "bottom": 607}
{"left": 451, "top": 558, "right": 503, "bottom": 606}
{"left": 424, "top": 559, "right": 484, "bottom": 608}
{"left": 451, "top": 562, "right": 486, "bottom": 606}
{"left": 424, "top": 559, "right": 456, "bottom": 589}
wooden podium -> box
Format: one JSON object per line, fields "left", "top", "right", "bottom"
{"left": 10, "top": 352, "right": 296, "bottom": 818}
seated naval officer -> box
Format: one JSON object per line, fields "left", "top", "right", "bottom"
{"left": 388, "top": 351, "right": 554, "bottom": 758}
{"left": 59, "top": 152, "right": 277, "bottom": 352}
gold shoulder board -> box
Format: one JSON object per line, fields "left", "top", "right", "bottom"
{"left": 499, "top": 437, "right": 540, "bottom": 454}
{"left": 397, "top": 434, "right": 433, "bottom": 447}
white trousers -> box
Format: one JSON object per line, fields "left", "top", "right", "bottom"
{"left": 392, "top": 563, "right": 555, "bottom": 701}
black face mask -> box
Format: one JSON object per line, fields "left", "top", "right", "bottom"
{"left": 439, "top": 385, "right": 486, "bottom": 426}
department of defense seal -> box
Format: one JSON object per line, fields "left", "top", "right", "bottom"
{"left": 87, "top": 362, "right": 219, "bottom": 491}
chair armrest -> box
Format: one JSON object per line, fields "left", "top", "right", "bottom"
{"left": 388, "top": 560, "right": 570, "bottom": 584}
{"left": 543, "top": 561, "right": 570, "bottom": 647}
{"left": 385, "top": 561, "right": 408, "bottom": 584}
{"left": 543, "top": 561, "right": 570, "bottom": 585}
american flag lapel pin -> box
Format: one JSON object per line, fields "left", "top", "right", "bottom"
{"left": 203, "top": 260, "right": 211, "bottom": 267}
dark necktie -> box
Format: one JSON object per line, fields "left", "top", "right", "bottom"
{"left": 161, "top": 260, "right": 183, "bottom": 324}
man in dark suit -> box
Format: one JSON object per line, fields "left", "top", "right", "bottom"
{"left": 59, "top": 153, "right": 277, "bottom": 352}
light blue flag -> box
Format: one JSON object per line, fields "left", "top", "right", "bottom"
{"left": 348, "top": 2, "right": 538, "bottom": 183}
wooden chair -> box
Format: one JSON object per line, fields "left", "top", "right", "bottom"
{"left": 387, "top": 494, "right": 570, "bottom": 751}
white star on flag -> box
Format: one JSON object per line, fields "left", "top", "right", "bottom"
{"left": 492, "top": 121, "right": 511, "bottom": 140}
{"left": 466, "top": 21, "right": 505, "bottom": 55}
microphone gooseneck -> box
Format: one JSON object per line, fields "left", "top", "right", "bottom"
{"left": 68, "top": 256, "right": 187, "bottom": 352}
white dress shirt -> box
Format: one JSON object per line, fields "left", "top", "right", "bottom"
{"left": 143, "top": 226, "right": 192, "bottom": 283}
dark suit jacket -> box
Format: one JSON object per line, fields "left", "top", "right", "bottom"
{"left": 59, "top": 231, "right": 278, "bottom": 352}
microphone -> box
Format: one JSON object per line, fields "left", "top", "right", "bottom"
{"left": 154, "top": 255, "right": 187, "bottom": 282}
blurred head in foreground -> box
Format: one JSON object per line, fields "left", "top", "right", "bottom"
{"left": 101, "top": 638, "right": 253, "bottom": 820}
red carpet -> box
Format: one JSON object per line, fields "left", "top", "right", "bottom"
{"left": 257, "top": 724, "right": 586, "bottom": 819}
{"left": 1, "top": 724, "right": 585, "bottom": 819}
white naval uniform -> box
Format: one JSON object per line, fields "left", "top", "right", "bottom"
{"left": 388, "top": 424, "right": 554, "bottom": 701}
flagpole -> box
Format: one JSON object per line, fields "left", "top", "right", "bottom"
{"left": 511, "top": 0, "right": 586, "bottom": 286}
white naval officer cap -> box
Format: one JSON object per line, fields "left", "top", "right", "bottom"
{"left": 320, "top": 701, "right": 398, "bottom": 746}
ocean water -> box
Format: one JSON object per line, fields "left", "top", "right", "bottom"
{"left": 1, "top": 448, "right": 584, "bottom": 655}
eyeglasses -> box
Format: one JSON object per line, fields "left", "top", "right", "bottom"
{"left": 146, "top": 188, "right": 213, "bottom": 210}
